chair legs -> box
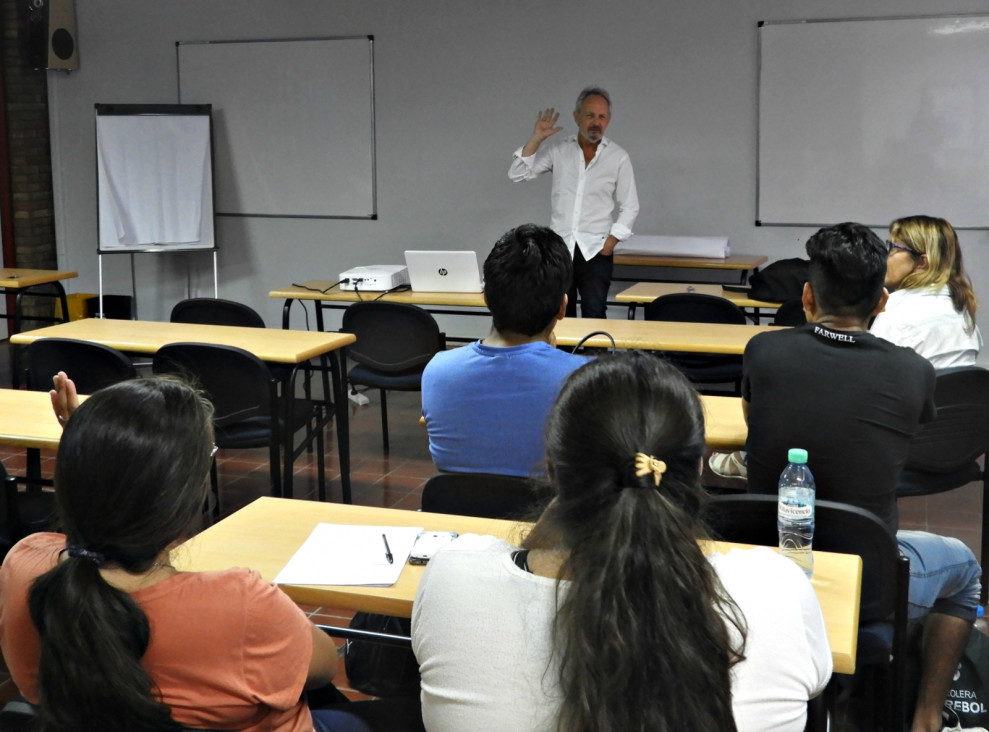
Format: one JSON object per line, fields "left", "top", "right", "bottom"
{"left": 982, "top": 472, "right": 989, "bottom": 604}
{"left": 379, "top": 389, "right": 390, "bottom": 453}
{"left": 270, "top": 438, "right": 282, "bottom": 498}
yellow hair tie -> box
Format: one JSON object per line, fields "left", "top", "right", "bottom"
{"left": 634, "top": 453, "right": 667, "bottom": 486}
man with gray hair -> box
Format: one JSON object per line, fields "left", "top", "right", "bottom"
{"left": 509, "top": 87, "right": 639, "bottom": 319}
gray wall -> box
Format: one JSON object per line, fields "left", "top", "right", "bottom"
{"left": 47, "top": 0, "right": 989, "bottom": 358}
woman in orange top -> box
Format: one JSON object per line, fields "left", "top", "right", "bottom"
{"left": 0, "top": 376, "right": 371, "bottom": 732}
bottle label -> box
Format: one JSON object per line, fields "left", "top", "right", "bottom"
{"left": 778, "top": 501, "right": 813, "bottom": 520}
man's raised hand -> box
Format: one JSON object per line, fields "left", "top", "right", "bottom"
{"left": 523, "top": 108, "right": 563, "bottom": 155}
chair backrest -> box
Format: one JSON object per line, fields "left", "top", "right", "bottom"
{"left": 341, "top": 302, "right": 443, "bottom": 373}
{"left": 152, "top": 343, "right": 274, "bottom": 427}
{"left": 644, "top": 293, "right": 747, "bottom": 325}
{"left": 772, "top": 299, "right": 807, "bottom": 326}
{"left": 421, "top": 473, "right": 550, "bottom": 520}
{"left": 904, "top": 366, "right": 989, "bottom": 473}
{"left": 170, "top": 298, "right": 266, "bottom": 328}
{"left": 26, "top": 338, "right": 136, "bottom": 394}
{"left": 703, "top": 493, "right": 899, "bottom": 623}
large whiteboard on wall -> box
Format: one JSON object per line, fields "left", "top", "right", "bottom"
{"left": 758, "top": 15, "right": 989, "bottom": 228}
{"left": 177, "top": 36, "right": 376, "bottom": 219}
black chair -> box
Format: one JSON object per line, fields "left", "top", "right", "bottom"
{"left": 170, "top": 297, "right": 267, "bottom": 328}
{"left": 25, "top": 337, "right": 137, "bottom": 394}
{"left": 23, "top": 337, "right": 138, "bottom": 488}
{"left": 153, "top": 343, "right": 329, "bottom": 505}
{"left": 1, "top": 472, "right": 56, "bottom": 559}
{"left": 644, "top": 293, "right": 747, "bottom": 395}
{"left": 421, "top": 473, "right": 551, "bottom": 520}
{"left": 340, "top": 302, "right": 444, "bottom": 453}
{"left": 895, "top": 366, "right": 989, "bottom": 600}
{"left": 169, "top": 295, "right": 311, "bottom": 387}
{"left": 703, "top": 493, "right": 910, "bottom": 732}
{"left": 773, "top": 298, "right": 807, "bottom": 326}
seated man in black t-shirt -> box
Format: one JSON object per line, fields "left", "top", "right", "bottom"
{"left": 742, "top": 222, "right": 982, "bottom": 732}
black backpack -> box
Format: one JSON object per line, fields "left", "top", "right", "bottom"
{"left": 747, "top": 258, "right": 809, "bottom": 303}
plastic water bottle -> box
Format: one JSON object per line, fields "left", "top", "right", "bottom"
{"left": 778, "top": 447, "right": 816, "bottom": 578}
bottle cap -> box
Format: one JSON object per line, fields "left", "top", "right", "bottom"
{"left": 788, "top": 448, "right": 808, "bottom": 464}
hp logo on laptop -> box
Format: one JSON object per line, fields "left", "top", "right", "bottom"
{"left": 438, "top": 268, "right": 448, "bottom": 276}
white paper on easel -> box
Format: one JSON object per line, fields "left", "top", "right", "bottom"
{"left": 273, "top": 523, "right": 423, "bottom": 587}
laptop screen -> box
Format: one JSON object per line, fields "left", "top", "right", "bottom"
{"left": 404, "top": 250, "right": 483, "bottom": 293}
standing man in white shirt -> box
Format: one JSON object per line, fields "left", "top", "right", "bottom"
{"left": 509, "top": 87, "right": 639, "bottom": 319}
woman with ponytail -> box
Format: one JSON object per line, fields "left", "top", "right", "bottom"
{"left": 0, "top": 376, "right": 370, "bottom": 732}
{"left": 872, "top": 215, "right": 982, "bottom": 367}
{"left": 412, "top": 351, "right": 831, "bottom": 732}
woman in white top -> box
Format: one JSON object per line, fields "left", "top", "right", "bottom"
{"left": 872, "top": 215, "right": 982, "bottom": 367}
{"left": 413, "top": 352, "right": 831, "bottom": 732}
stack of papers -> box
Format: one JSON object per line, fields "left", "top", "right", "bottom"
{"left": 616, "top": 235, "right": 731, "bottom": 259}
{"left": 274, "top": 523, "right": 423, "bottom": 587}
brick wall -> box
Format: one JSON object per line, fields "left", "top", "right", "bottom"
{"left": 1, "top": 0, "right": 59, "bottom": 320}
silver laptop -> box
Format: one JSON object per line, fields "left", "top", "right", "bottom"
{"left": 404, "top": 250, "right": 483, "bottom": 293}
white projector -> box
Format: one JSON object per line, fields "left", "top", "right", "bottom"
{"left": 339, "top": 265, "right": 409, "bottom": 291}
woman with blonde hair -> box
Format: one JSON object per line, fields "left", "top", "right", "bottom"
{"left": 872, "top": 215, "right": 982, "bottom": 367}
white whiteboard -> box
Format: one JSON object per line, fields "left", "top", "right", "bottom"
{"left": 758, "top": 15, "right": 989, "bottom": 228}
{"left": 96, "top": 106, "right": 215, "bottom": 253}
{"left": 177, "top": 36, "right": 376, "bottom": 219}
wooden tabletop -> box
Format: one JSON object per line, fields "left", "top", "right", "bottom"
{"left": 270, "top": 282, "right": 487, "bottom": 308}
{"left": 0, "top": 268, "right": 78, "bottom": 289}
{"left": 617, "top": 282, "right": 781, "bottom": 310}
{"left": 613, "top": 254, "right": 767, "bottom": 270}
{"left": 0, "top": 389, "right": 84, "bottom": 449}
{"left": 9, "top": 319, "right": 355, "bottom": 364}
{"left": 175, "top": 496, "right": 860, "bottom": 673}
{"left": 701, "top": 395, "right": 746, "bottom": 450}
{"left": 553, "top": 318, "right": 785, "bottom": 354}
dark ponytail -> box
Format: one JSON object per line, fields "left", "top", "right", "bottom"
{"left": 27, "top": 378, "right": 214, "bottom": 732}
{"left": 527, "top": 351, "right": 745, "bottom": 732}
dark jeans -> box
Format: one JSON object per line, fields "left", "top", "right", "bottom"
{"left": 312, "top": 700, "right": 425, "bottom": 732}
{"left": 566, "top": 246, "right": 613, "bottom": 319}
{"left": 311, "top": 709, "right": 374, "bottom": 732}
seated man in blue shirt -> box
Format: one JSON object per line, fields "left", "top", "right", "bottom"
{"left": 421, "top": 224, "right": 586, "bottom": 476}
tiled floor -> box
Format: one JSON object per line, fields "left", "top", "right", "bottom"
{"left": 0, "top": 362, "right": 983, "bottom": 729}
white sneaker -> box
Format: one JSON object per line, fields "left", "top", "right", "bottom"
{"left": 708, "top": 451, "right": 748, "bottom": 480}
{"left": 942, "top": 706, "right": 989, "bottom": 732}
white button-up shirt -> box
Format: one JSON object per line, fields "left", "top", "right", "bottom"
{"left": 871, "top": 285, "right": 983, "bottom": 368}
{"left": 509, "top": 135, "right": 639, "bottom": 261}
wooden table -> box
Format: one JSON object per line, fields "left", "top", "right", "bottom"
{"left": 616, "top": 282, "right": 781, "bottom": 321}
{"left": 176, "top": 496, "right": 861, "bottom": 674}
{"left": 0, "top": 268, "right": 78, "bottom": 334}
{"left": 554, "top": 317, "right": 785, "bottom": 354}
{"left": 0, "top": 389, "right": 75, "bottom": 449}
{"left": 612, "top": 253, "right": 767, "bottom": 285}
{"left": 701, "top": 395, "right": 746, "bottom": 450}
{"left": 10, "top": 319, "right": 356, "bottom": 501}
{"left": 269, "top": 282, "right": 488, "bottom": 332}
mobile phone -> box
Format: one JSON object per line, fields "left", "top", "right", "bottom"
{"left": 409, "top": 531, "right": 458, "bottom": 565}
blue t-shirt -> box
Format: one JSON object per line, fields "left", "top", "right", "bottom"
{"left": 421, "top": 341, "right": 586, "bottom": 476}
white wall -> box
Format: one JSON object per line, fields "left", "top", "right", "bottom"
{"left": 46, "top": 0, "right": 989, "bottom": 360}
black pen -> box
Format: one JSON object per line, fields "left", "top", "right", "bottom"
{"left": 382, "top": 533, "right": 393, "bottom": 564}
